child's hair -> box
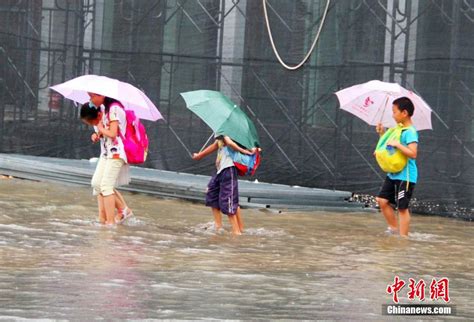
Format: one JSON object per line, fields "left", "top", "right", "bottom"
{"left": 102, "top": 97, "right": 121, "bottom": 114}
{"left": 80, "top": 96, "right": 122, "bottom": 121}
{"left": 80, "top": 102, "right": 100, "bottom": 121}
{"left": 392, "top": 97, "right": 414, "bottom": 116}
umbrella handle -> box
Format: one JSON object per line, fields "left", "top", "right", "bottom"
{"left": 199, "top": 133, "right": 215, "bottom": 153}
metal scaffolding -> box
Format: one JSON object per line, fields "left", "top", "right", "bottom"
{"left": 0, "top": 0, "right": 473, "bottom": 215}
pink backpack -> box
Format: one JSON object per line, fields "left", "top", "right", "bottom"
{"left": 109, "top": 103, "right": 149, "bottom": 164}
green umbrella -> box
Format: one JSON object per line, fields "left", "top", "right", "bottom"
{"left": 180, "top": 90, "right": 260, "bottom": 149}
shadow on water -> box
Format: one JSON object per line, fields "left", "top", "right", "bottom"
{"left": 0, "top": 178, "right": 472, "bottom": 319}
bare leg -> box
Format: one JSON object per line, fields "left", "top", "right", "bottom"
{"left": 376, "top": 197, "right": 398, "bottom": 231}
{"left": 100, "top": 191, "right": 127, "bottom": 223}
{"left": 398, "top": 209, "right": 411, "bottom": 237}
{"left": 235, "top": 207, "right": 244, "bottom": 233}
{"left": 97, "top": 195, "right": 106, "bottom": 224}
{"left": 212, "top": 207, "right": 223, "bottom": 230}
{"left": 115, "top": 189, "right": 127, "bottom": 210}
{"left": 103, "top": 194, "right": 116, "bottom": 224}
{"left": 114, "top": 189, "right": 131, "bottom": 221}
{"left": 228, "top": 214, "right": 242, "bottom": 235}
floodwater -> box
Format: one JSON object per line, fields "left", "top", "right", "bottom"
{"left": 0, "top": 178, "right": 472, "bottom": 320}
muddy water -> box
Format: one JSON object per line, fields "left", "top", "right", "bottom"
{"left": 0, "top": 178, "right": 472, "bottom": 320}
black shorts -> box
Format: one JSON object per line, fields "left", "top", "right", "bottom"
{"left": 377, "top": 177, "right": 415, "bottom": 210}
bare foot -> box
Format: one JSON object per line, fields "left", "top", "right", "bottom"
{"left": 231, "top": 229, "right": 242, "bottom": 236}
{"left": 385, "top": 226, "right": 399, "bottom": 235}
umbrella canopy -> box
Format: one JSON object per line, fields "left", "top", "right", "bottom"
{"left": 335, "top": 80, "right": 433, "bottom": 130}
{"left": 50, "top": 74, "right": 163, "bottom": 121}
{"left": 180, "top": 90, "right": 260, "bottom": 149}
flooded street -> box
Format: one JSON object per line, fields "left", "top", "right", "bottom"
{"left": 0, "top": 178, "right": 472, "bottom": 320}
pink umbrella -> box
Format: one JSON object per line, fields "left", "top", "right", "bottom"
{"left": 50, "top": 75, "right": 163, "bottom": 121}
{"left": 335, "top": 80, "right": 432, "bottom": 130}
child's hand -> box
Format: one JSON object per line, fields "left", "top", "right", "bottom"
{"left": 192, "top": 152, "right": 201, "bottom": 160}
{"left": 387, "top": 140, "right": 400, "bottom": 148}
{"left": 91, "top": 132, "right": 100, "bottom": 143}
{"left": 244, "top": 147, "right": 255, "bottom": 155}
{"left": 243, "top": 147, "right": 260, "bottom": 155}
{"left": 376, "top": 123, "right": 385, "bottom": 135}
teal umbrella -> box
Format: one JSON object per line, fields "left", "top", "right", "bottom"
{"left": 180, "top": 90, "right": 260, "bottom": 149}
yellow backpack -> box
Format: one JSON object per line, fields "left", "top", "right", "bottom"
{"left": 374, "top": 124, "right": 411, "bottom": 173}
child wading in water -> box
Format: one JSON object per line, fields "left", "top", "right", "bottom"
{"left": 375, "top": 97, "right": 419, "bottom": 237}
{"left": 80, "top": 93, "right": 133, "bottom": 225}
{"left": 192, "top": 135, "right": 256, "bottom": 235}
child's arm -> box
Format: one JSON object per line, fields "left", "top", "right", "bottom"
{"left": 97, "top": 120, "right": 118, "bottom": 140}
{"left": 388, "top": 141, "right": 418, "bottom": 159}
{"left": 192, "top": 141, "right": 219, "bottom": 160}
{"left": 223, "top": 136, "right": 255, "bottom": 155}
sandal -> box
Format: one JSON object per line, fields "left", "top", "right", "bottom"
{"left": 116, "top": 207, "right": 134, "bottom": 224}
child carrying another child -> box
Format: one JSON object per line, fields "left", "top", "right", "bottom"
{"left": 192, "top": 135, "right": 256, "bottom": 235}
{"left": 80, "top": 93, "right": 133, "bottom": 225}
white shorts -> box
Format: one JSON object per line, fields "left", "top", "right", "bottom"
{"left": 91, "top": 157, "right": 129, "bottom": 196}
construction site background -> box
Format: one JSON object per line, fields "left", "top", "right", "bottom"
{"left": 0, "top": 0, "right": 472, "bottom": 218}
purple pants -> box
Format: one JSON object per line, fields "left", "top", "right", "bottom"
{"left": 205, "top": 166, "right": 239, "bottom": 215}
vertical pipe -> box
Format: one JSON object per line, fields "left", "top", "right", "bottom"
{"left": 446, "top": 0, "right": 461, "bottom": 181}
{"left": 127, "top": 0, "right": 136, "bottom": 80}
{"left": 22, "top": 1, "right": 29, "bottom": 123}
{"left": 300, "top": 0, "right": 314, "bottom": 166}
{"left": 389, "top": 0, "right": 397, "bottom": 82}
{"left": 215, "top": 0, "right": 225, "bottom": 90}
{"left": 48, "top": 8, "right": 53, "bottom": 125}
{"left": 401, "top": 0, "right": 412, "bottom": 86}
{"left": 61, "top": 1, "right": 71, "bottom": 121}
{"left": 90, "top": 0, "right": 97, "bottom": 73}
{"left": 8, "top": 5, "right": 18, "bottom": 124}
{"left": 0, "top": 79, "right": 4, "bottom": 151}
